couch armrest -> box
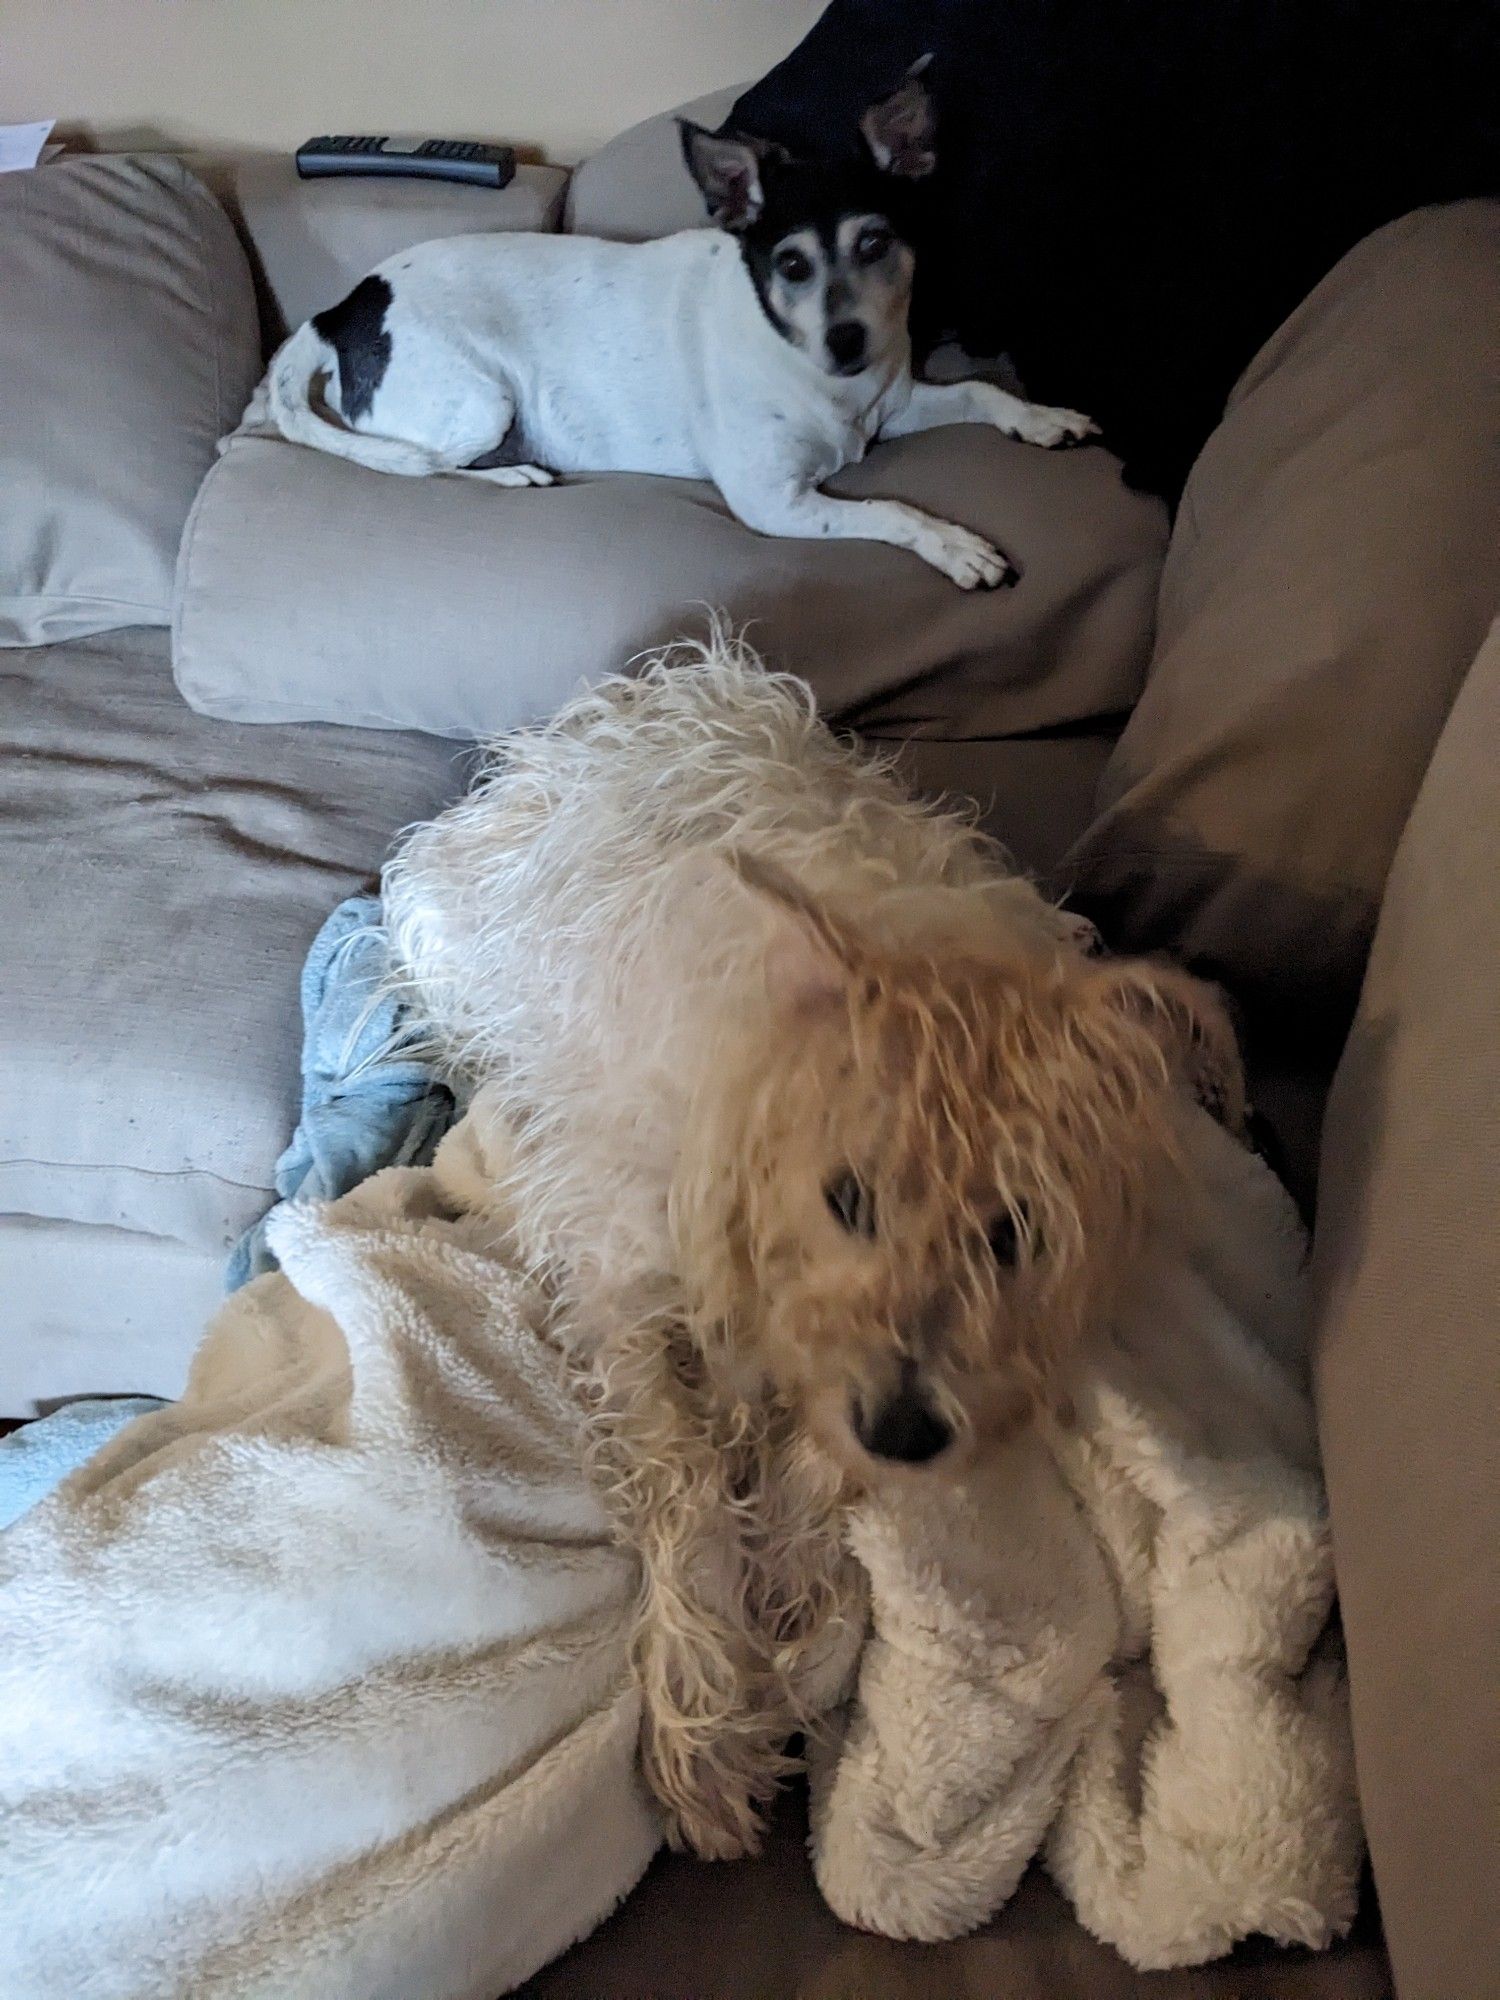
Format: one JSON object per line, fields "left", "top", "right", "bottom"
{"left": 1311, "top": 616, "right": 1500, "bottom": 2000}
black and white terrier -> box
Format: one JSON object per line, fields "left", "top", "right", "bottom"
{"left": 254, "top": 67, "right": 1095, "bottom": 590}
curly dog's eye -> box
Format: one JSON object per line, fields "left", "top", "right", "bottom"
{"left": 987, "top": 1203, "right": 1032, "bottom": 1267}
{"left": 826, "top": 1171, "right": 876, "bottom": 1238}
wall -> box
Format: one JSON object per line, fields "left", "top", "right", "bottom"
{"left": 1, "top": 0, "right": 823, "bottom": 166}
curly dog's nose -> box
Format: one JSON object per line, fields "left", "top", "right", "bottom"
{"left": 854, "top": 1382, "right": 953, "bottom": 1465}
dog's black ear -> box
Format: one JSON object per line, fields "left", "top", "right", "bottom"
{"left": 859, "top": 56, "right": 938, "bottom": 179}
{"left": 678, "top": 122, "right": 773, "bottom": 231}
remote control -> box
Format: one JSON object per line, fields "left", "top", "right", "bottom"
{"left": 295, "top": 136, "right": 516, "bottom": 189}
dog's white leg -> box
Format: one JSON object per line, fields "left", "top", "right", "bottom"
{"left": 883, "top": 379, "right": 1098, "bottom": 450}
{"left": 451, "top": 462, "right": 557, "bottom": 488}
{"left": 444, "top": 382, "right": 555, "bottom": 486}
{"left": 724, "top": 481, "right": 1016, "bottom": 590}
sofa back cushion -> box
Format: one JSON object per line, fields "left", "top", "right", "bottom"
{"left": 186, "top": 154, "right": 570, "bottom": 349}
{"left": 564, "top": 90, "right": 736, "bottom": 242}
{"left": 172, "top": 425, "right": 1165, "bottom": 746}
{"left": 1064, "top": 199, "right": 1500, "bottom": 1069}
{"left": 0, "top": 155, "right": 263, "bottom": 647}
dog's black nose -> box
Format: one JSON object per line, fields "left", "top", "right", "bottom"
{"left": 827, "top": 321, "right": 868, "bottom": 373}
{"left": 854, "top": 1387, "right": 953, "bottom": 1465}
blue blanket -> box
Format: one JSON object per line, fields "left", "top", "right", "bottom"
{"left": 228, "top": 893, "right": 458, "bottom": 1289}
{"left": 0, "top": 1399, "right": 166, "bottom": 1532}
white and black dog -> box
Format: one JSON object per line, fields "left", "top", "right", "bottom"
{"left": 257, "top": 68, "right": 1095, "bottom": 589}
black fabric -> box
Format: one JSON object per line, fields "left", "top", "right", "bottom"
{"left": 731, "top": 0, "right": 1498, "bottom": 500}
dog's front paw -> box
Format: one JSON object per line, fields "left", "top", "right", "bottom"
{"left": 1009, "top": 403, "right": 1099, "bottom": 450}
{"left": 664, "top": 1787, "right": 764, "bottom": 1863}
{"left": 918, "top": 522, "right": 1017, "bottom": 591}
{"left": 479, "top": 461, "right": 556, "bottom": 488}
{"left": 645, "top": 1731, "right": 772, "bottom": 1862}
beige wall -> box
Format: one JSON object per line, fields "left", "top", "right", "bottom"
{"left": 3, "top": 1, "right": 823, "bottom": 166}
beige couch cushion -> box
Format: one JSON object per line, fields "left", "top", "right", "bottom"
{"left": 0, "top": 156, "right": 261, "bottom": 646}
{"left": 2, "top": 631, "right": 1116, "bottom": 1415}
{"left": 0, "top": 628, "right": 467, "bottom": 1256}
{"left": 1311, "top": 615, "right": 1500, "bottom": 2000}
{"left": 565, "top": 89, "right": 736, "bottom": 242}
{"left": 1066, "top": 200, "right": 1500, "bottom": 1061}
{"left": 173, "top": 427, "right": 1165, "bottom": 741}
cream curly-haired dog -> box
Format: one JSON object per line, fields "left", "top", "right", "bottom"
{"left": 384, "top": 639, "right": 1243, "bottom": 1859}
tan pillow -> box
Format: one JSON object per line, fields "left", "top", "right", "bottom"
{"left": 0, "top": 156, "right": 261, "bottom": 646}
{"left": 1066, "top": 200, "right": 1500, "bottom": 1059}
{"left": 565, "top": 91, "right": 737, "bottom": 242}
{"left": 172, "top": 425, "right": 1165, "bottom": 743}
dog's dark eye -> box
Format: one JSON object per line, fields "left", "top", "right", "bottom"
{"left": 826, "top": 1171, "right": 876, "bottom": 1238}
{"left": 855, "top": 226, "right": 893, "bottom": 264}
{"left": 987, "top": 1204, "right": 1031, "bottom": 1267}
{"left": 774, "top": 247, "right": 814, "bottom": 284}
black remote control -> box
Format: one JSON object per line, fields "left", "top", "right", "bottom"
{"left": 295, "top": 136, "right": 517, "bottom": 189}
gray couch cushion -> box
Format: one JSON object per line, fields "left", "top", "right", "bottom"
{"left": 173, "top": 428, "right": 1165, "bottom": 742}
{"left": 0, "top": 1218, "right": 224, "bottom": 1415}
{"left": 0, "top": 628, "right": 468, "bottom": 1252}
{"left": 0, "top": 156, "right": 262, "bottom": 646}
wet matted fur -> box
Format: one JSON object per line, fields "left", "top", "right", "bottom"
{"left": 384, "top": 637, "right": 1244, "bottom": 1854}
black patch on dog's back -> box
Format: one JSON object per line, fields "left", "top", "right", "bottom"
{"left": 312, "top": 274, "right": 393, "bottom": 424}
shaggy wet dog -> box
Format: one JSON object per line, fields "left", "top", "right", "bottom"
{"left": 385, "top": 641, "right": 1243, "bottom": 1855}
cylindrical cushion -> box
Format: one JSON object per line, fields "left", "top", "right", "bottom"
{"left": 172, "top": 428, "right": 1166, "bottom": 743}
{"left": 564, "top": 90, "right": 737, "bottom": 242}
{"left": 0, "top": 155, "right": 261, "bottom": 646}
{"left": 1310, "top": 616, "right": 1500, "bottom": 2000}
{"left": 1065, "top": 200, "right": 1500, "bottom": 1065}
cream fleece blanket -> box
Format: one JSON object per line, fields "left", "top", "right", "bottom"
{"left": 0, "top": 1165, "right": 661, "bottom": 2000}
{"left": 0, "top": 1117, "right": 1361, "bottom": 1996}
{"left": 813, "top": 1115, "right": 1363, "bottom": 1966}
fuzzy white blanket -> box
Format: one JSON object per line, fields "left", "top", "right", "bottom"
{"left": 0, "top": 1120, "right": 1361, "bottom": 1997}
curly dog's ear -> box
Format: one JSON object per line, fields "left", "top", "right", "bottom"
{"left": 1088, "top": 959, "right": 1246, "bottom": 1132}
{"left": 726, "top": 848, "right": 863, "bottom": 1017}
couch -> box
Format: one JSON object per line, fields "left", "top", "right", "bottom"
{"left": 0, "top": 92, "right": 1494, "bottom": 2000}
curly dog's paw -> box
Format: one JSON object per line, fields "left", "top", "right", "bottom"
{"left": 643, "top": 1711, "right": 790, "bottom": 1861}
